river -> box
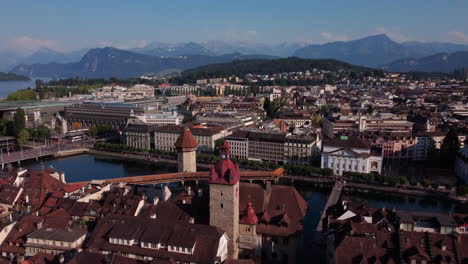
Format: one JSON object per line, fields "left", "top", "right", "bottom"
{"left": 20, "top": 153, "right": 468, "bottom": 250}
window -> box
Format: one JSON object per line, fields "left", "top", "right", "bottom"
{"left": 221, "top": 203, "right": 223, "bottom": 208}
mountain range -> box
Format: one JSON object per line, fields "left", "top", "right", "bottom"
{"left": 4, "top": 34, "right": 468, "bottom": 78}
{"left": 0, "top": 48, "right": 88, "bottom": 72}
{"left": 293, "top": 34, "right": 468, "bottom": 67}
{"left": 10, "top": 48, "right": 277, "bottom": 79}
{"left": 380, "top": 51, "right": 468, "bottom": 73}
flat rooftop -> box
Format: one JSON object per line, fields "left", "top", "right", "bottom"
{"left": 0, "top": 101, "right": 71, "bottom": 111}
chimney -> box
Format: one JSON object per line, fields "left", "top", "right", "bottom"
{"left": 25, "top": 195, "right": 29, "bottom": 204}
{"left": 59, "top": 172, "right": 66, "bottom": 183}
{"left": 36, "top": 220, "right": 43, "bottom": 230}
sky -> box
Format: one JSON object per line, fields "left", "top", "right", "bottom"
{"left": 1, "top": 0, "right": 468, "bottom": 54}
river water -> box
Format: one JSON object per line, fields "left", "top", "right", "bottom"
{"left": 20, "top": 154, "right": 468, "bottom": 248}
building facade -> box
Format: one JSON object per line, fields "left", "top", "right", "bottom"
{"left": 323, "top": 114, "right": 413, "bottom": 138}
{"left": 226, "top": 130, "right": 321, "bottom": 164}
{"left": 154, "top": 124, "right": 227, "bottom": 153}
{"left": 321, "top": 136, "right": 383, "bottom": 175}
{"left": 122, "top": 123, "right": 158, "bottom": 150}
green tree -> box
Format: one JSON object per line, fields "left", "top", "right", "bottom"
{"left": 398, "top": 176, "right": 408, "bottom": 185}
{"left": 214, "top": 139, "right": 224, "bottom": 156}
{"left": 0, "top": 120, "right": 8, "bottom": 136}
{"left": 6, "top": 89, "right": 37, "bottom": 101}
{"left": 13, "top": 108, "right": 26, "bottom": 136}
{"left": 17, "top": 129, "right": 29, "bottom": 146}
{"left": 421, "top": 178, "right": 432, "bottom": 188}
{"left": 32, "top": 125, "right": 51, "bottom": 140}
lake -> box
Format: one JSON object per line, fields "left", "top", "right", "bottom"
{"left": 0, "top": 78, "right": 51, "bottom": 99}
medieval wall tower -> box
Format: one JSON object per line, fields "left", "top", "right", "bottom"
{"left": 174, "top": 128, "right": 198, "bottom": 173}
{"left": 209, "top": 141, "right": 240, "bottom": 259}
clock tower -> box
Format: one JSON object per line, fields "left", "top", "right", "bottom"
{"left": 209, "top": 141, "right": 240, "bottom": 259}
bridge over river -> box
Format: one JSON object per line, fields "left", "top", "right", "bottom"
{"left": 316, "top": 180, "right": 346, "bottom": 233}
{"left": 75, "top": 168, "right": 285, "bottom": 185}
{"left": 1, "top": 143, "right": 91, "bottom": 167}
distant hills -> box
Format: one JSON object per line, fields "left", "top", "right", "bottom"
{"left": 131, "top": 42, "right": 214, "bottom": 57}
{"left": 380, "top": 51, "right": 468, "bottom": 73}
{"left": 175, "top": 57, "right": 374, "bottom": 83}
{"left": 0, "top": 72, "right": 30, "bottom": 81}
{"left": 0, "top": 48, "right": 89, "bottom": 72}
{"left": 293, "top": 34, "right": 468, "bottom": 67}
{"left": 10, "top": 47, "right": 277, "bottom": 79}
{"left": 131, "top": 40, "right": 311, "bottom": 58}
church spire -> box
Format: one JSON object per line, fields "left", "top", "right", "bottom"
{"left": 240, "top": 201, "right": 258, "bottom": 225}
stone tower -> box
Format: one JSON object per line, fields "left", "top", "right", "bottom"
{"left": 209, "top": 141, "right": 240, "bottom": 259}
{"left": 174, "top": 128, "right": 198, "bottom": 173}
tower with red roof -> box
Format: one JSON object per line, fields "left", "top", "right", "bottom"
{"left": 209, "top": 140, "right": 240, "bottom": 259}
{"left": 174, "top": 128, "right": 198, "bottom": 173}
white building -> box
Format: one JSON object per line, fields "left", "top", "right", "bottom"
{"left": 136, "top": 112, "right": 183, "bottom": 125}
{"left": 321, "top": 136, "right": 383, "bottom": 176}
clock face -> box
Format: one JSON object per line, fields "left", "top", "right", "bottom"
{"left": 221, "top": 154, "right": 226, "bottom": 159}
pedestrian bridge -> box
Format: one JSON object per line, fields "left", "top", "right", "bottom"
{"left": 316, "top": 180, "right": 346, "bottom": 233}
{"left": 83, "top": 168, "right": 284, "bottom": 185}
{"left": 1, "top": 144, "right": 90, "bottom": 167}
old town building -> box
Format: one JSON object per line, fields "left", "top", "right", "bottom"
{"left": 321, "top": 136, "right": 383, "bottom": 175}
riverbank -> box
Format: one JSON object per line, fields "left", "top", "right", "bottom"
{"left": 282, "top": 174, "right": 468, "bottom": 203}
{"left": 89, "top": 149, "right": 468, "bottom": 202}
{"left": 54, "top": 148, "right": 89, "bottom": 158}
{"left": 89, "top": 149, "right": 215, "bottom": 169}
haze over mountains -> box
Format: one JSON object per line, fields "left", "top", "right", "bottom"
{"left": 0, "top": 48, "right": 89, "bottom": 72}
{"left": 4, "top": 34, "right": 468, "bottom": 78}
{"left": 10, "top": 48, "right": 276, "bottom": 79}
{"left": 293, "top": 34, "right": 468, "bottom": 68}
{"left": 380, "top": 51, "right": 468, "bottom": 73}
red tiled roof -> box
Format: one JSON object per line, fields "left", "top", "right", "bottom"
{"left": 20, "top": 169, "right": 67, "bottom": 210}
{"left": 239, "top": 182, "right": 307, "bottom": 237}
{"left": 63, "top": 182, "right": 88, "bottom": 193}
{"left": 174, "top": 128, "right": 198, "bottom": 149}
{"left": 21, "top": 252, "right": 58, "bottom": 264}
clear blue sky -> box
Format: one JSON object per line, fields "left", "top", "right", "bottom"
{"left": 1, "top": 0, "right": 468, "bottom": 53}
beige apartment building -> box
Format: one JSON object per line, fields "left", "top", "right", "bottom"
{"left": 154, "top": 124, "right": 228, "bottom": 153}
